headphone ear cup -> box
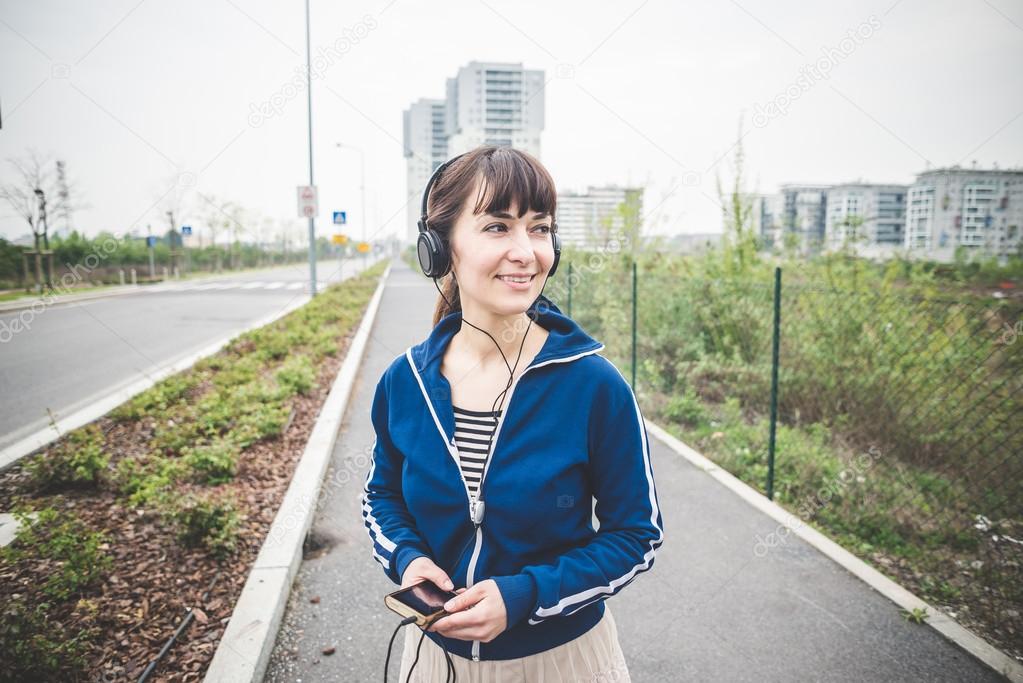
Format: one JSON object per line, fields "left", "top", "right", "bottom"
{"left": 548, "top": 228, "right": 561, "bottom": 278}
{"left": 417, "top": 229, "right": 450, "bottom": 279}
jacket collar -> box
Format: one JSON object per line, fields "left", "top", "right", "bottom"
{"left": 409, "top": 294, "right": 603, "bottom": 377}
{"left": 405, "top": 294, "right": 604, "bottom": 447}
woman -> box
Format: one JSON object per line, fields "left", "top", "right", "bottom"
{"left": 361, "top": 146, "right": 664, "bottom": 682}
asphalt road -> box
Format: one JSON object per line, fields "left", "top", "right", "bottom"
{"left": 0, "top": 255, "right": 381, "bottom": 452}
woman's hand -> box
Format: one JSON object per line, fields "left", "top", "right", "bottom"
{"left": 426, "top": 579, "right": 507, "bottom": 643}
{"left": 401, "top": 556, "right": 456, "bottom": 591}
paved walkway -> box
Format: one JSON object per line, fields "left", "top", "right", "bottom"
{"left": 263, "top": 258, "right": 1007, "bottom": 682}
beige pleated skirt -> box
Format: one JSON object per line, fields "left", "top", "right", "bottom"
{"left": 397, "top": 603, "right": 631, "bottom": 683}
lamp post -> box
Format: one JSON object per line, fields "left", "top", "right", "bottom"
{"left": 33, "top": 188, "right": 47, "bottom": 291}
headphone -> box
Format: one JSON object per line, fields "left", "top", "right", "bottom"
{"left": 387, "top": 150, "right": 563, "bottom": 682}
{"left": 416, "top": 151, "right": 561, "bottom": 280}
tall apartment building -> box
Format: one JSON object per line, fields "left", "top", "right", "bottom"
{"left": 905, "top": 166, "right": 1023, "bottom": 258}
{"left": 402, "top": 98, "right": 448, "bottom": 245}
{"left": 556, "top": 186, "right": 644, "bottom": 249}
{"left": 445, "top": 62, "right": 545, "bottom": 157}
{"left": 824, "top": 183, "right": 907, "bottom": 249}
{"left": 402, "top": 62, "right": 546, "bottom": 244}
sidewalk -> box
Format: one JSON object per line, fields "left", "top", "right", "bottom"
{"left": 262, "top": 258, "right": 1008, "bottom": 682}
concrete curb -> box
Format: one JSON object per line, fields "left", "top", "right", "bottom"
{"left": 645, "top": 421, "right": 1023, "bottom": 683}
{"left": 202, "top": 261, "right": 391, "bottom": 682}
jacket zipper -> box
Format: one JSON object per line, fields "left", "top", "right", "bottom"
{"left": 413, "top": 344, "right": 605, "bottom": 662}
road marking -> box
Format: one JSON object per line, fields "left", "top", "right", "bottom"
{"left": 241, "top": 281, "right": 265, "bottom": 289}
{"left": 265, "top": 282, "right": 285, "bottom": 290}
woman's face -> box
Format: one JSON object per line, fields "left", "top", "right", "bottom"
{"left": 449, "top": 178, "right": 555, "bottom": 317}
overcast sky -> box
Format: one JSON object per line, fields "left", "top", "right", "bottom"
{"left": 1, "top": 0, "right": 1021, "bottom": 245}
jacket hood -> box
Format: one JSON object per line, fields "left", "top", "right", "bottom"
{"left": 408, "top": 293, "right": 604, "bottom": 375}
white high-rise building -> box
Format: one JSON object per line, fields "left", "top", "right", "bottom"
{"left": 445, "top": 61, "right": 545, "bottom": 158}
{"left": 402, "top": 61, "right": 546, "bottom": 244}
{"left": 402, "top": 98, "right": 448, "bottom": 245}
{"left": 556, "top": 186, "right": 643, "bottom": 249}
{"left": 824, "top": 183, "right": 908, "bottom": 249}
{"left": 905, "top": 166, "right": 1023, "bottom": 258}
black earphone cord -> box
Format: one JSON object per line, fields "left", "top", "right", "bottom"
{"left": 385, "top": 272, "right": 551, "bottom": 683}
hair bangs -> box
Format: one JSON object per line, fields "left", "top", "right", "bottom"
{"left": 470, "top": 148, "right": 557, "bottom": 220}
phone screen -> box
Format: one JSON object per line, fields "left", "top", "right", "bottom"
{"left": 393, "top": 579, "right": 457, "bottom": 615}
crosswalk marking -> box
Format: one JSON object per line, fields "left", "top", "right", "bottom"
{"left": 286, "top": 282, "right": 304, "bottom": 290}
{"left": 240, "top": 281, "right": 265, "bottom": 289}
{"left": 265, "top": 281, "right": 285, "bottom": 290}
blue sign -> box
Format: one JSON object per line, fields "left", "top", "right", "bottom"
{"left": 147, "top": 236, "right": 157, "bottom": 247}
{"left": 333, "top": 211, "right": 346, "bottom": 225}
{"left": 181, "top": 225, "right": 192, "bottom": 235}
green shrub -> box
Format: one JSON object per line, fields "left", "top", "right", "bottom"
{"left": 184, "top": 437, "right": 240, "bottom": 484}
{"left": 1, "top": 508, "right": 112, "bottom": 601}
{"left": 664, "top": 387, "right": 707, "bottom": 427}
{"left": 231, "top": 402, "right": 290, "bottom": 448}
{"left": 25, "top": 425, "right": 109, "bottom": 489}
{"left": 276, "top": 355, "right": 316, "bottom": 396}
{"left": 168, "top": 492, "right": 240, "bottom": 558}
{"left": 110, "top": 372, "right": 197, "bottom": 421}
{"left": 0, "top": 598, "right": 97, "bottom": 681}
{"left": 115, "top": 454, "right": 188, "bottom": 507}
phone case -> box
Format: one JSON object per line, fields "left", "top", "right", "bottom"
{"left": 384, "top": 583, "right": 455, "bottom": 628}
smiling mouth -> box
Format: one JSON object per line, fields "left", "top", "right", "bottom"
{"left": 496, "top": 274, "right": 537, "bottom": 284}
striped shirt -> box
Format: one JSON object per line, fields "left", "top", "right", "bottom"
{"left": 452, "top": 405, "right": 501, "bottom": 500}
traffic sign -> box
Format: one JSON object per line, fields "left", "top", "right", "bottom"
{"left": 181, "top": 225, "right": 192, "bottom": 236}
{"left": 333, "top": 211, "right": 346, "bottom": 225}
{"left": 297, "top": 185, "right": 318, "bottom": 218}
{"left": 146, "top": 236, "right": 157, "bottom": 248}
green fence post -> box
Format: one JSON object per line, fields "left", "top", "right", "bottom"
{"left": 767, "top": 266, "right": 782, "bottom": 501}
{"left": 631, "top": 259, "right": 637, "bottom": 391}
{"left": 567, "top": 261, "right": 573, "bottom": 318}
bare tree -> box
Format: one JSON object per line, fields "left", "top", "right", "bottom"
{"left": 0, "top": 150, "right": 57, "bottom": 289}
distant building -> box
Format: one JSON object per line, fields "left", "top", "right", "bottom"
{"left": 402, "top": 62, "right": 545, "bottom": 245}
{"left": 444, "top": 61, "right": 545, "bottom": 158}
{"left": 402, "top": 98, "right": 448, "bottom": 245}
{"left": 556, "top": 186, "right": 643, "bottom": 249}
{"left": 779, "top": 184, "right": 829, "bottom": 252}
{"left": 824, "top": 183, "right": 908, "bottom": 249}
{"left": 753, "top": 193, "right": 784, "bottom": 248}
{"left": 905, "top": 166, "right": 1023, "bottom": 259}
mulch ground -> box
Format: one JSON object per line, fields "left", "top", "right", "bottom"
{"left": 0, "top": 329, "right": 354, "bottom": 682}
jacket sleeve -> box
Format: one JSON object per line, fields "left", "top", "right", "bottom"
{"left": 492, "top": 359, "right": 665, "bottom": 628}
{"left": 360, "top": 368, "right": 433, "bottom": 586}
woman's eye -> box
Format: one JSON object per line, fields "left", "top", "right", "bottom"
{"left": 485, "top": 223, "right": 507, "bottom": 232}
{"left": 533, "top": 224, "right": 552, "bottom": 234}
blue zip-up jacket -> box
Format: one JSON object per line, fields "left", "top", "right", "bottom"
{"left": 361, "top": 294, "right": 665, "bottom": 662}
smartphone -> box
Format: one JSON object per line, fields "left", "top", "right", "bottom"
{"left": 384, "top": 578, "right": 459, "bottom": 628}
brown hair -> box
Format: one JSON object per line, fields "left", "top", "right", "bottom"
{"left": 425, "top": 146, "right": 558, "bottom": 326}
